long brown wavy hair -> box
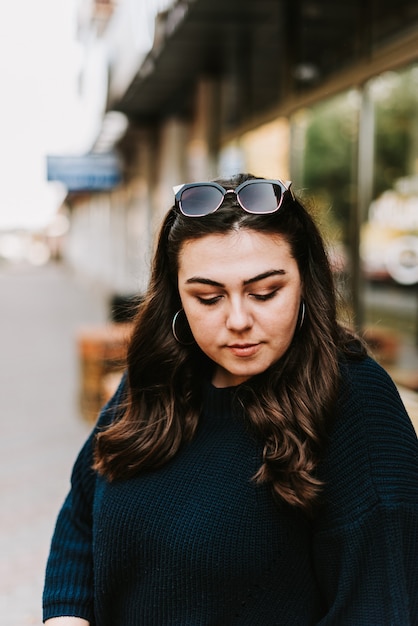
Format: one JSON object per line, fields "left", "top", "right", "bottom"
{"left": 93, "top": 173, "right": 366, "bottom": 513}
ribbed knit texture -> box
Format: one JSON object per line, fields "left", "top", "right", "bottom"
{"left": 43, "top": 357, "right": 418, "bottom": 625}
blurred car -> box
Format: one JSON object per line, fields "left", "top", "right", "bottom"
{"left": 361, "top": 183, "right": 418, "bottom": 285}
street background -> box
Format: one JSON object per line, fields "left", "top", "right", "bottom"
{"left": 0, "top": 261, "right": 109, "bottom": 626}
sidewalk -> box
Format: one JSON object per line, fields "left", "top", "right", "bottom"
{"left": 0, "top": 262, "right": 109, "bottom": 626}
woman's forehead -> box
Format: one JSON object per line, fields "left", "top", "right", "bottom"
{"left": 177, "top": 230, "right": 297, "bottom": 278}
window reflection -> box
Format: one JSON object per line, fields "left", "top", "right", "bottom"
{"left": 291, "top": 63, "right": 418, "bottom": 377}
{"left": 362, "top": 64, "right": 418, "bottom": 374}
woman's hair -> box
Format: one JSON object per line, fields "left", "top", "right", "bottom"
{"left": 93, "top": 172, "right": 366, "bottom": 513}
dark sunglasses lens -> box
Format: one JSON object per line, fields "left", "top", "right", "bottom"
{"left": 180, "top": 186, "right": 224, "bottom": 216}
{"left": 238, "top": 182, "right": 282, "bottom": 213}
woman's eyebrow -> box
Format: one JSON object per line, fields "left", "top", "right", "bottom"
{"left": 185, "top": 269, "right": 286, "bottom": 288}
{"left": 185, "top": 277, "right": 224, "bottom": 287}
{"left": 243, "top": 269, "right": 286, "bottom": 286}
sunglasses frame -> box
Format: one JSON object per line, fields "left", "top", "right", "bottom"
{"left": 173, "top": 179, "right": 293, "bottom": 217}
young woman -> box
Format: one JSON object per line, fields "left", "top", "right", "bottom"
{"left": 43, "top": 174, "right": 418, "bottom": 625}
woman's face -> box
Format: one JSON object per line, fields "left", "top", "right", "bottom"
{"left": 177, "top": 228, "right": 303, "bottom": 388}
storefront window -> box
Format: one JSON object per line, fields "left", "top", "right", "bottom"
{"left": 290, "top": 90, "right": 360, "bottom": 314}
{"left": 292, "top": 67, "right": 418, "bottom": 377}
{"left": 362, "top": 64, "right": 418, "bottom": 374}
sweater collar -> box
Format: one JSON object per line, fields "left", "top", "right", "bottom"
{"left": 202, "top": 380, "right": 241, "bottom": 420}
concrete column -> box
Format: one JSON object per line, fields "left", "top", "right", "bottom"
{"left": 153, "top": 117, "right": 189, "bottom": 230}
{"left": 354, "top": 84, "right": 375, "bottom": 330}
{"left": 186, "top": 78, "right": 219, "bottom": 181}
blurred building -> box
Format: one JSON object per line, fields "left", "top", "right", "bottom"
{"left": 48, "top": 0, "right": 418, "bottom": 372}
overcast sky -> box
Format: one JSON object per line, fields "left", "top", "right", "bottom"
{"left": 0, "top": 0, "right": 83, "bottom": 230}
{"left": 0, "top": 0, "right": 176, "bottom": 231}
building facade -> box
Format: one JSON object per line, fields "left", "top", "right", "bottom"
{"left": 56, "top": 0, "right": 418, "bottom": 375}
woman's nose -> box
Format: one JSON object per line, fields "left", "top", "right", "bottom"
{"left": 225, "top": 299, "right": 253, "bottom": 331}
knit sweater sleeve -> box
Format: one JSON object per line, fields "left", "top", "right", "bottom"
{"left": 42, "top": 374, "right": 127, "bottom": 624}
{"left": 313, "top": 358, "right": 418, "bottom": 625}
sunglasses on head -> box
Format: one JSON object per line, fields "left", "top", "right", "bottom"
{"left": 172, "top": 179, "right": 293, "bottom": 217}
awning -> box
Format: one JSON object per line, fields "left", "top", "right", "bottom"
{"left": 112, "top": 0, "right": 418, "bottom": 125}
{"left": 113, "top": 0, "right": 287, "bottom": 122}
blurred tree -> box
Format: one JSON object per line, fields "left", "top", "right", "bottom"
{"left": 299, "top": 91, "right": 359, "bottom": 246}
{"left": 372, "top": 67, "right": 418, "bottom": 196}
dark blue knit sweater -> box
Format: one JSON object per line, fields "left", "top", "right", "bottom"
{"left": 43, "top": 357, "right": 418, "bottom": 625}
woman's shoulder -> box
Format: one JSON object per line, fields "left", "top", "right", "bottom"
{"left": 338, "top": 354, "right": 407, "bottom": 414}
{"left": 317, "top": 356, "right": 418, "bottom": 526}
{"left": 340, "top": 351, "right": 394, "bottom": 380}
{"left": 335, "top": 355, "right": 417, "bottom": 464}
{"left": 96, "top": 371, "right": 128, "bottom": 429}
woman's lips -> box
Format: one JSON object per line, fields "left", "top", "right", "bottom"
{"left": 227, "top": 343, "right": 260, "bottom": 357}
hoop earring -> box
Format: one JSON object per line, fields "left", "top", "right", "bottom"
{"left": 172, "top": 309, "right": 195, "bottom": 345}
{"left": 298, "top": 300, "right": 306, "bottom": 330}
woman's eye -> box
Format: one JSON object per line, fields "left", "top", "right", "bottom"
{"left": 197, "top": 296, "right": 221, "bottom": 306}
{"left": 251, "top": 289, "right": 278, "bottom": 301}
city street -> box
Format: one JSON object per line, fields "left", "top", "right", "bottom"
{"left": 0, "top": 262, "right": 109, "bottom": 626}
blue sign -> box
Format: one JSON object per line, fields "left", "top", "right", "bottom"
{"left": 46, "top": 152, "right": 122, "bottom": 191}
